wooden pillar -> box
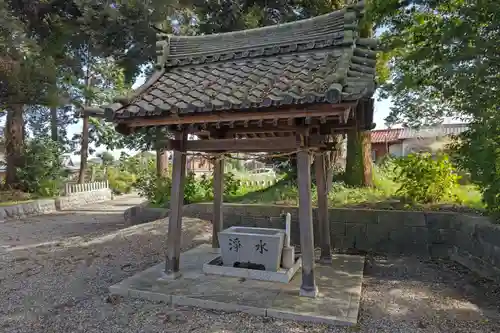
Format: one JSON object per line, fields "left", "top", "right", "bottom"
{"left": 163, "top": 131, "right": 187, "bottom": 279}
{"left": 297, "top": 148, "right": 318, "bottom": 297}
{"left": 314, "top": 152, "right": 332, "bottom": 264}
{"left": 212, "top": 156, "right": 224, "bottom": 250}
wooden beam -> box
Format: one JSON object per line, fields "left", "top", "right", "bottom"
{"left": 164, "top": 131, "right": 187, "bottom": 279}
{"left": 157, "top": 136, "right": 328, "bottom": 152}
{"left": 119, "top": 103, "right": 355, "bottom": 127}
{"left": 218, "top": 125, "right": 309, "bottom": 137}
{"left": 314, "top": 152, "right": 332, "bottom": 264}
{"left": 297, "top": 148, "right": 318, "bottom": 298}
{"left": 212, "top": 157, "right": 224, "bottom": 249}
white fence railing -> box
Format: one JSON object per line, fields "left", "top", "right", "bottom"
{"left": 64, "top": 181, "right": 109, "bottom": 196}
{"left": 241, "top": 179, "right": 277, "bottom": 188}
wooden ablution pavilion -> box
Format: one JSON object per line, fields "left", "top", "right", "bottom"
{"left": 84, "top": 1, "right": 377, "bottom": 297}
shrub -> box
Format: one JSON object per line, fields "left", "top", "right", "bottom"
{"left": 393, "top": 153, "right": 459, "bottom": 203}
{"left": 136, "top": 168, "right": 243, "bottom": 206}
{"left": 107, "top": 168, "right": 136, "bottom": 195}
{"left": 184, "top": 172, "right": 208, "bottom": 204}
{"left": 16, "top": 137, "right": 68, "bottom": 196}
{"left": 224, "top": 172, "right": 241, "bottom": 197}
{"left": 135, "top": 169, "right": 172, "bottom": 207}
{"left": 36, "top": 179, "right": 63, "bottom": 197}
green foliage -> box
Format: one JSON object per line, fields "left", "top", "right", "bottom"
{"left": 135, "top": 170, "right": 172, "bottom": 207}
{"left": 136, "top": 165, "right": 246, "bottom": 206}
{"left": 16, "top": 137, "right": 68, "bottom": 196}
{"left": 393, "top": 153, "right": 458, "bottom": 204}
{"left": 97, "top": 151, "right": 115, "bottom": 166}
{"left": 453, "top": 122, "right": 500, "bottom": 219}
{"left": 369, "top": 0, "right": 500, "bottom": 215}
{"left": 106, "top": 168, "right": 135, "bottom": 195}
{"left": 183, "top": 172, "right": 206, "bottom": 204}
{"left": 224, "top": 172, "right": 241, "bottom": 197}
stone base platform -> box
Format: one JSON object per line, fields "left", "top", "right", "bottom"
{"left": 203, "top": 255, "right": 302, "bottom": 283}
{"left": 109, "top": 244, "right": 365, "bottom": 326}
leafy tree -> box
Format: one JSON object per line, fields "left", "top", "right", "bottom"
{"left": 16, "top": 137, "right": 69, "bottom": 196}
{"left": 369, "top": 0, "right": 500, "bottom": 216}
{"left": 97, "top": 151, "right": 115, "bottom": 166}
{"left": 0, "top": 2, "right": 60, "bottom": 188}
{"left": 72, "top": 56, "right": 129, "bottom": 183}
{"left": 195, "top": 0, "right": 345, "bottom": 34}
{"left": 2, "top": 0, "right": 185, "bottom": 186}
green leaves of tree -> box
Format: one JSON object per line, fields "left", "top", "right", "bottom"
{"left": 371, "top": 0, "right": 500, "bottom": 216}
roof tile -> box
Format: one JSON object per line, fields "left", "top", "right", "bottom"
{"left": 97, "top": 1, "right": 377, "bottom": 120}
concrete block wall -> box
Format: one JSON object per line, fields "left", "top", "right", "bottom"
{"left": 55, "top": 188, "right": 113, "bottom": 210}
{"left": 450, "top": 214, "right": 500, "bottom": 280}
{"left": 183, "top": 203, "right": 500, "bottom": 281}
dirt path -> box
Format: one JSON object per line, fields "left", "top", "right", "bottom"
{"left": 1, "top": 196, "right": 499, "bottom": 332}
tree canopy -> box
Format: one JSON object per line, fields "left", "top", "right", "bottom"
{"left": 370, "top": 0, "right": 500, "bottom": 214}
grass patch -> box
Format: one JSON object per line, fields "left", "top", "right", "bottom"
{"left": 0, "top": 190, "right": 35, "bottom": 207}
{"left": 0, "top": 199, "right": 35, "bottom": 207}
{"left": 228, "top": 168, "right": 485, "bottom": 214}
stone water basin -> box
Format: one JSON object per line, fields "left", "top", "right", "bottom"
{"left": 218, "top": 226, "right": 285, "bottom": 271}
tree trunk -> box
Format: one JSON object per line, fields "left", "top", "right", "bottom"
{"left": 156, "top": 149, "right": 169, "bottom": 177}
{"left": 78, "top": 115, "right": 89, "bottom": 184}
{"left": 50, "top": 106, "right": 58, "bottom": 142}
{"left": 345, "top": 127, "right": 364, "bottom": 186}
{"left": 361, "top": 131, "right": 373, "bottom": 186}
{"left": 345, "top": 101, "right": 373, "bottom": 187}
{"left": 5, "top": 104, "right": 24, "bottom": 189}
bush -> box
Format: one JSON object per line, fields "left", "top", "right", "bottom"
{"left": 16, "top": 137, "right": 68, "bottom": 197}
{"left": 36, "top": 179, "right": 63, "bottom": 198}
{"left": 107, "top": 168, "right": 136, "bottom": 195}
{"left": 184, "top": 172, "right": 208, "bottom": 204}
{"left": 136, "top": 168, "right": 243, "bottom": 206}
{"left": 135, "top": 169, "right": 172, "bottom": 207}
{"left": 393, "top": 153, "right": 459, "bottom": 203}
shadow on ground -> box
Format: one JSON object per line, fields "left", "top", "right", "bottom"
{"left": 358, "top": 254, "right": 500, "bottom": 332}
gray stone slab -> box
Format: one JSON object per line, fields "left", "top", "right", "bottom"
{"left": 172, "top": 295, "right": 266, "bottom": 316}
{"left": 108, "top": 244, "right": 365, "bottom": 326}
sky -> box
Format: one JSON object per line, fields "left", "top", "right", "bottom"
{"left": 69, "top": 76, "right": 395, "bottom": 159}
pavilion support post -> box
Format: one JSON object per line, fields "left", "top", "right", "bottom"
{"left": 162, "top": 131, "right": 187, "bottom": 279}
{"left": 297, "top": 148, "right": 318, "bottom": 298}
{"left": 212, "top": 155, "right": 224, "bottom": 251}
{"left": 314, "top": 152, "right": 332, "bottom": 264}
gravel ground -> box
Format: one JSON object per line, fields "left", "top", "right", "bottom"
{"left": 1, "top": 195, "right": 499, "bottom": 333}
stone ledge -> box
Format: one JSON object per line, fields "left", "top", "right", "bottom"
{"left": 55, "top": 188, "right": 113, "bottom": 211}
{"left": 0, "top": 199, "right": 57, "bottom": 222}
{"left": 0, "top": 188, "right": 114, "bottom": 222}
{"left": 123, "top": 202, "right": 169, "bottom": 225}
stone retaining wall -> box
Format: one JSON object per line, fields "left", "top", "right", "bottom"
{"left": 123, "top": 201, "right": 169, "bottom": 225}
{"left": 55, "top": 188, "right": 113, "bottom": 210}
{"left": 182, "top": 203, "right": 500, "bottom": 281}
{"left": 450, "top": 215, "right": 500, "bottom": 280}
{"left": 0, "top": 184, "right": 113, "bottom": 222}
{"left": 0, "top": 199, "right": 57, "bottom": 222}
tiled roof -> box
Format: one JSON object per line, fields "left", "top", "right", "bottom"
{"left": 399, "top": 124, "right": 468, "bottom": 139}
{"left": 371, "top": 128, "right": 403, "bottom": 143}
{"left": 94, "top": 1, "right": 377, "bottom": 121}
{"left": 371, "top": 124, "right": 469, "bottom": 143}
